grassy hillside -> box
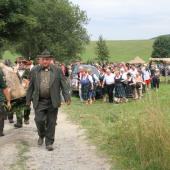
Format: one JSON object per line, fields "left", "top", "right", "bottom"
{"left": 2, "top": 39, "right": 155, "bottom": 63}
{"left": 81, "top": 39, "right": 155, "bottom": 63}
{"left": 1, "top": 51, "right": 20, "bottom": 63}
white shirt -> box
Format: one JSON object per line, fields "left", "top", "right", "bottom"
{"left": 18, "top": 70, "right": 25, "bottom": 77}
{"left": 121, "top": 72, "right": 127, "bottom": 80}
{"left": 82, "top": 74, "right": 93, "bottom": 83}
{"left": 129, "top": 69, "right": 137, "bottom": 78}
{"left": 143, "top": 70, "right": 151, "bottom": 80}
{"left": 103, "top": 73, "right": 115, "bottom": 85}
{"left": 92, "top": 74, "right": 99, "bottom": 81}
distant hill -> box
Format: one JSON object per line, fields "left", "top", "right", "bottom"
{"left": 150, "top": 34, "right": 170, "bottom": 40}
{"left": 2, "top": 39, "right": 154, "bottom": 63}
{"left": 80, "top": 40, "right": 154, "bottom": 63}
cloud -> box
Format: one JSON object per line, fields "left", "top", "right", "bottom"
{"left": 71, "top": 0, "right": 170, "bottom": 40}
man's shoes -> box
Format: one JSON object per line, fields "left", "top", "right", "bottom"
{"left": 46, "top": 145, "right": 54, "bottom": 151}
{"left": 24, "top": 120, "right": 29, "bottom": 125}
{"left": 9, "top": 119, "right": 14, "bottom": 123}
{"left": 14, "top": 123, "right": 22, "bottom": 128}
{"left": 0, "top": 132, "right": 4, "bottom": 137}
{"left": 38, "top": 137, "right": 44, "bottom": 145}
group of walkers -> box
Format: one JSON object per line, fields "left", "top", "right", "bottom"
{"left": 75, "top": 62, "right": 162, "bottom": 104}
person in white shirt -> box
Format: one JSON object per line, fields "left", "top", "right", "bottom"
{"left": 129, "top": 66, "right": 137, "bottom": 78}
{"left": 87, "top": 68, "right": 100, "bottom": 103}
{"left": 143, "top": 67, "right": 151, "bottom": 91}
{"left": 75, "top": 66, "right": 84, "bottom": 103}
{"left": 102, "top": 69, "right": 115, "bottom": 103}
{"left": 120, "top": 68, "right": 127, "bottom": 80}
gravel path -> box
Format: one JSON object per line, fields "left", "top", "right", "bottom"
{"left": 0, "top": 107, "right": 111, "bottom": 170}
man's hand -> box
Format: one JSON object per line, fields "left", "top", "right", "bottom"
{"left": 26, "top": 102, "right": 31, "bottom": 106}
{"left": 65, "top": 100, "right": 71, "bottom": 105}
{"left": 75, "top": 86, "right": 77, "bottom": 89}
{"left": 7, "top": 101, "right": 11, "bottom": 111}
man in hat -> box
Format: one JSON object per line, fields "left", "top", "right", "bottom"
{"left": 8, "top": 57, "right": 31, "bottom": 126}
{"left": 26, "top": 50, "right": 71, "bottom": 151}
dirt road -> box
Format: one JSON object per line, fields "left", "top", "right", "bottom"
{"left": 0, "top": 108, "right": 111, "bottom": 170}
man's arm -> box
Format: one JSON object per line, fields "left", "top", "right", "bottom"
{"left": 26, "top": 70, "right": 35, "bottom": 105}
{"left": 2, "top": 88, "right": 11, "bottom": 110}
{"left": 59, "top": 69, "right": 71, "bottom": 105}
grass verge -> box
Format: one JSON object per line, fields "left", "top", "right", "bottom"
{"left": 10, "top": 140, "right": 32, "bottom": 170}
{"left": 61, "top": 77, "right": 170, "bottom": 169}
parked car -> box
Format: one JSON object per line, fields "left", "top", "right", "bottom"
{"left": 68, "top": 64, "right": 99, "bottom": 95}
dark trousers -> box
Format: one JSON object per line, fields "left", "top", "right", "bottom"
{"left": 107, "top": 84, "right": 114, "bottom": 103}
{"left": 0, "top": 101, "right": 4, "bottom": 133}
{"left": 154, "top": 78, "right": 160, "bottom": 89}
{"left": 151, "top": 78, "right": 154, "bottom": 89}
{"left": 35, "top": 98, "right": 58, "bottom": 146}
{"left": 8, "top": 107, "right": 31, "bottom": 124}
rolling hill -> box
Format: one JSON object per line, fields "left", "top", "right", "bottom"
{"left": 2, "top": 39, "right": 155, "bottom": 63}
{"left": 80, "top": 39, "right": 155, "bottom": 63}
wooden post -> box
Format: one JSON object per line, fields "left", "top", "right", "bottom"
{"left": 165, "top": 63, "right": 167, "bottom": 84}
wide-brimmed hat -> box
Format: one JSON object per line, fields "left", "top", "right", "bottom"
{"left": 2, "top": 59, "right": 13, "bottom": 67}
{"left": 38, "top": 50, "right": 53, "bottom": 58}
{"left": 15, "top": 57, "right": 27, "bottom": 63}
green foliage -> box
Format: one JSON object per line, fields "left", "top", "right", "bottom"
{"left": 0, "top": 0, "right": 37, "bottom": 41}
{"left": 151, "top": 35, "right": 170, "bottom": 58}
{"left": 14, "top": 0, "right": 90, "bottom": 61}
{"left": 94, "top": 35, "right": 110, "bottom": 63}
{"left": 62, "top": 77, "right": 170, "bottom": 170}
{"left": 3, "top": 97, "right": 29, "bottom": 118}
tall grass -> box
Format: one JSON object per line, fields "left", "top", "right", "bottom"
{"left": 112, "top": 93, "right": 170, "bottom": 169}
{"left": 62, "top": 79, "right": 170, "bottom": 169}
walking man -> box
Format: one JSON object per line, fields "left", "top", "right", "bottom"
{"left": 26, "top": 50, "right": 71, "bottom": 151}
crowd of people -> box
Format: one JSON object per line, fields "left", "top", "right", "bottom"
{"left": 74, "top": 62, "right": 162, "bottom": 104}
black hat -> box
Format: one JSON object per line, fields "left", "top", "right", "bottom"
{"left": 38, "top": 49, "right": 53, "bottom": 58}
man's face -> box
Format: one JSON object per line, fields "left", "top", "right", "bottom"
{"left": 107, "top": 71, "right": 110, "bottom": 76}
{"left": 18, "top": 62, "right": 23, "bottom": 69}
{"left": 132, "top": 67, "right": 135, "bottom": 71}
{"left": 50, "top": 60, "right": 55, "bottom": 65}
{"left": 79, "top": 67, "right": 83, "bottom": 73}
{"left": 41, "top": 57, "right": 52, "bottom": 67}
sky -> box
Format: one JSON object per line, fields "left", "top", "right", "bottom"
{"left": 70, "top": 0, "right": 170, "bottom": 41}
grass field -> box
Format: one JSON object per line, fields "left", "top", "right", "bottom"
{"left": 81, "top": 39, "right": 155, "bottom": 63}
{"left": 61, "top": 77, "right": 170, "bottom": 170}
{"left": 2, "top": 39, "right": 155, "bottom": 64}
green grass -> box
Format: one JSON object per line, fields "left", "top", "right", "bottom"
{"left": 81, "top": 39, "right": 155, "bottom": 63}
{"left": 1, "top": 51, "right": 20, "bottom": 63}
{"left": 10, "top": 140, "right": 32, "bottom": 170}
{"left": 2, "top": 39, "right": 155, "bottom": 63}
{"left": 62, "top": 77, "right": 170, "bottom": 170}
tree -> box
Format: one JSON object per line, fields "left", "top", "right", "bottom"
{"left": 14, "top": 0, "right": 90, "bottom": 62}
{"left": 94, "top": 35, "right": 110, "bottom": 63}
{"left": 151, "top": 35, "right": 170, "bottom": 58}
{"left": 0, "top": 0, "right": 36, "bottom": 41}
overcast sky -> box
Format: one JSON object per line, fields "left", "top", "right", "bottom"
{"left": 70, "top": 0, "right": 170, "bottom": 41}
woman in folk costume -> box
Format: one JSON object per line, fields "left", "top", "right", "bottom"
{"left": 114, "top": 71, "right": 126, "bottom": 104}
{"left": 125, "top": 73, "right": 136, "bottom": 102}
{"left": 87, "top": 68, "right": 99, "bottom": 103}
{"left": 81, "top": 70, "right": 93, "bottom": 105}
{"left": 98, "top": 68, "right": 107, "bottom": 102}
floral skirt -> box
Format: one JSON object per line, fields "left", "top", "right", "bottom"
{"left": 81, "top": 84, "right": 90, "bottom": 99}
{"left": 115, "top": 83, "right": 125, "bottom": 98}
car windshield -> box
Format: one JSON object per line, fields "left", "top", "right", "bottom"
{"left": 73, "top": 65, "right": 99, "bottom": 76}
